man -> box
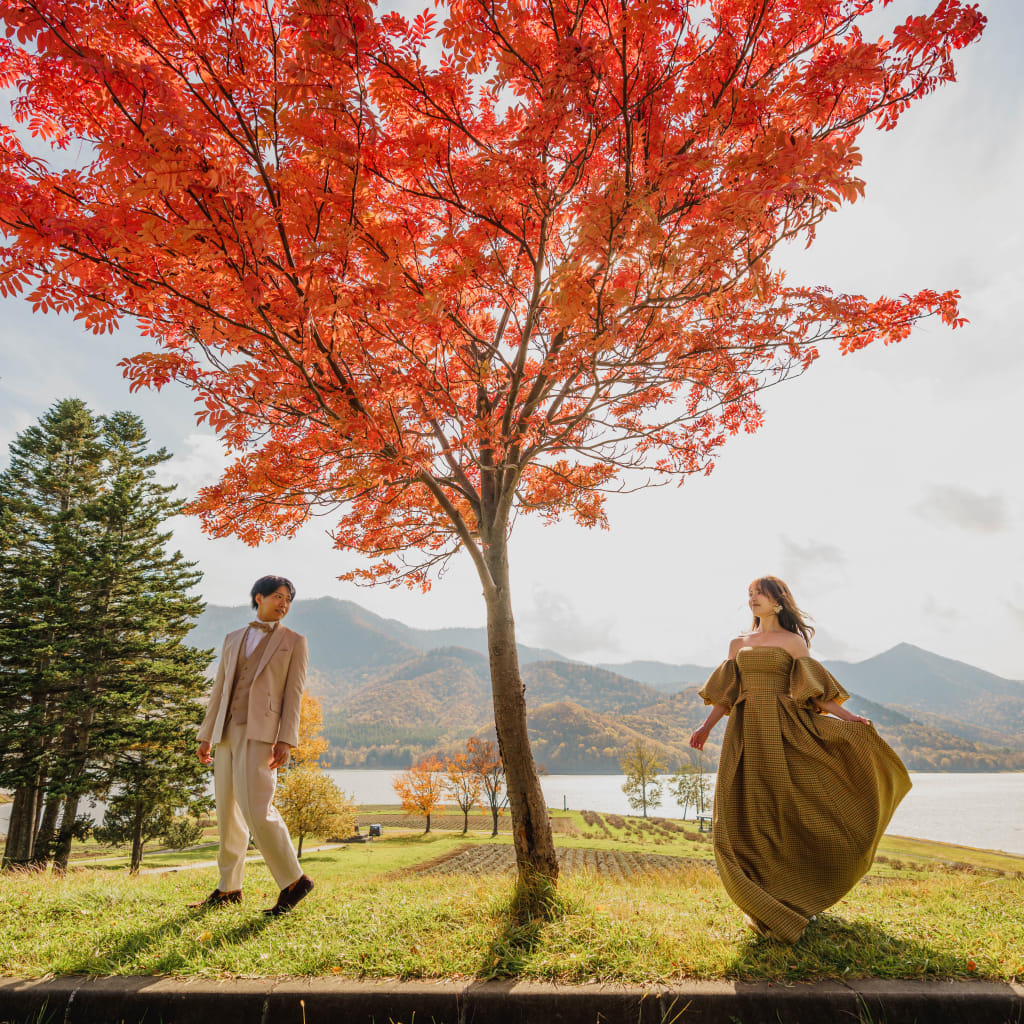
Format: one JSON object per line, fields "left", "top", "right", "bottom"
{"left": 194, "top": 575, "right": 314, "bottom": 916}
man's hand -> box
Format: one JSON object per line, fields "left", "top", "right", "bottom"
{"left": 197, "top": 741, "right": 213, "bottom": 765}
{"left": 269, "top": 741, "right": 292, "bottom": 769}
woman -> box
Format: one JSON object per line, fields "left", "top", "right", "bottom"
{"left": 690, "top": 576, "right": 911, "bottom": 943}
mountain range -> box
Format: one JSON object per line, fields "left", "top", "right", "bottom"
{"left": 189, "top": 597, "right": 1024, "bottom": 772}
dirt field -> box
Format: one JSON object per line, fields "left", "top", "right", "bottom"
{"left": 414, "top": 843, "right": 703, "bottom": 879}
{"left": 356, "top": 813, "right": 578, "bottom": 833}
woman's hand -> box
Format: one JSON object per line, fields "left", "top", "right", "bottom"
{"left": 689, "top": 723, "right": 712, "bottom": 750}
{"left": 817, "top": 699, "right": 871, "bottom": 726}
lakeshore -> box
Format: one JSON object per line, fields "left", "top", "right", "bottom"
{"left": 4, "top": 770, "right": 1024, "bottom": 857}
{"left": 320, "top": 769, "right": 1024, "bottom": 857}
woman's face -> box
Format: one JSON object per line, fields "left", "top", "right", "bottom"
{"left": 748, "top": 582, "right": 778, "bottom": 619}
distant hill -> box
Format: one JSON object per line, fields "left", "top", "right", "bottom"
{"left": 601, "top": 644, "right": 1024, "bottom": 753}
{"left": 189, "top": 597, "right": 569, "bottom": 700}
{"left": 825, "top": 643, "right": 1024, "bottom": 751}
{"left": 597, "top": 660, "right": 710, "bottom": 690}
{"left": 190, "top": 598, "right": 1024, "bottom": 771}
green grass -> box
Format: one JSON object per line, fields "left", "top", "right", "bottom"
{"left": 1, "top": 822, "right": 1022, "bottom": 983}
{"left": 876, "top": 833, "right": 1024, "bottom": 874}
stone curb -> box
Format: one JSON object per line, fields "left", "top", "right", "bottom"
{"left": 1, "top": 976, "right": 1022, "bottom": 1024}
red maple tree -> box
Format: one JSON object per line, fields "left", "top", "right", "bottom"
{"left": 0, "top": 0, "right": 984, "bottom": 900}
{"left": 443, "top": 752, "right": 485, "bottom": 835}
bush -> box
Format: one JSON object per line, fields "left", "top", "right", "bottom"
{"left": 162, "top": 816, "right": 204, "bottom": 850}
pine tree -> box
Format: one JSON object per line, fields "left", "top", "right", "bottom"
{"left": 0, "top": 399, "right": 105, "bottom": 869}
{"left": 54, "top": 411, "right": 213, "bottom": 872}
{"left": 0, "top": 402, "right": 213, "bottom": 872}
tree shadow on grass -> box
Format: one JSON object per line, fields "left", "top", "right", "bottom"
{"left": 59, "top": 902, "right": 274, "bottom": 975}
{"left": 476, "top": 874, "right": 567, "bottom": 980}
{"left": 727, "top": 913, "right": 967, "bottom": 980}
{"left": 293, "top": 852, "right": 339, "bottom": 868}
{"left": 61, "top": 908, "right": 204, "bottom": 974}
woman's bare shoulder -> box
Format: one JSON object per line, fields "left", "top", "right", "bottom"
{"left": 781, "top": 632, "right": 811, "bottom": 659}
{"left": 727, "top": 634, "right": 753, "bottom": 658}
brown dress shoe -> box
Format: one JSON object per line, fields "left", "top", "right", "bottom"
{"left": 262, "top": 874, "right": 314, "bottom": 917}
{"left": 189, "top": 888, "right": 242, "bottom": 909}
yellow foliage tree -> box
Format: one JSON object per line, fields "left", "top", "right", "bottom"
{"left": 619, "top": 742, "right": 667, "bottom": 819}
{"left": 276, "top": 692, "right": 354, "bottom": 855}
{"left": 276, "top": 767, "right": 355, "bottom": 856}
{"left": 291, "top": 691, "right": 329, "bottom": 767}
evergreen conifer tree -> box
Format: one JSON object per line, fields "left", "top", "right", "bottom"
{"left": 48, "top": 411, "right": 213, "bottom": 872}
{"left": 1, "top": 401, "right": 213, "bottom": 871}
{"left": 0, "top": 398, "right": 105, "bottom": 868}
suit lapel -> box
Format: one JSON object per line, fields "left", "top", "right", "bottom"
{"left": 222, "top": 628, "right": 245, "bottom": 686}
{"left": 252, "top": 625, "right": 287, "bottom": 681}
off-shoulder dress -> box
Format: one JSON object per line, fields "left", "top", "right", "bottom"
{"left": 699, "top": 646, "right": 911, "bottom": 943}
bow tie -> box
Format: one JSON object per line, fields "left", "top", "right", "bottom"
{"left": 249, "top": 620, "right": 275, "bottom": 634}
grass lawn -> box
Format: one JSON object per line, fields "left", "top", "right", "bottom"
{"left": 1, "top": 810, "right": 1022, "bottom": 984}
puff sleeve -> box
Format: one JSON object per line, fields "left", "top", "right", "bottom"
{"left": 698, "top": 660, "right": 740, "bottom": 713}
{"left": 789, "top": 657, "right": 849, "bottom": 712}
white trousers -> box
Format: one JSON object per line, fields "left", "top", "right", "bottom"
{"left": 214, "top": 720, "right": 302, "bottom": 892}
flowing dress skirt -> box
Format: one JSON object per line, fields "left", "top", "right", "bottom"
{"left": 700, "top": 647, "right": 912, "bottom": 943}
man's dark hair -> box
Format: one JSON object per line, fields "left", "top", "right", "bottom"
{"left": 250, "top": 575, "right": 296, "bottom": 610}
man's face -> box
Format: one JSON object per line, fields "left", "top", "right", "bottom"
{"left": 254, "top": 585, "right": 292, "bottom": 622}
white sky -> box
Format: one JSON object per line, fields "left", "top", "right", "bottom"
{"left": 1, "top": 0, "right": 1020, "bottom": 679}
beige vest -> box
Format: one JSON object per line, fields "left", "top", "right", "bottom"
{"left": 226, "top": 628, "right": 273, "bottom": 725}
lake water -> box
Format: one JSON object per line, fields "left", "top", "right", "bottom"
{"left": 323, "top": 769, "right": 1024, "bottom": 857}
{"left": 4, "top": 771, "right": 1022, "bottom": 857}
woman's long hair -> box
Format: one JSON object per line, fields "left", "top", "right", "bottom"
{"left": 750, "top": 576, "right": 815, "bottom": 646}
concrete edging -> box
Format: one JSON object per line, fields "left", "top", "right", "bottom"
{"left": 1, "top": 976, "right": 1023, "bottom": 1024}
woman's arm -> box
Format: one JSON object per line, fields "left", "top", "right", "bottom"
{"left": 690, "top": 704, "right": 728, "bottom": 750}
{"left": 691, "top": 637, "right": 745, "bottom": 749}
{"left": 815, "top": 698, "right": 870, "bottom": 725}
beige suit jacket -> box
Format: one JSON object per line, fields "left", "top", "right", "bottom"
{"left": 197, "top": 624, "right": 308, "bottom": 748}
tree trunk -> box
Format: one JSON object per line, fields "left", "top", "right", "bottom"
{"left": 462, "top": 808, "right": 468, "bottom": 834}
{"left": 424, "top": 812, "right": 431, "bottom": 834}
{"left": 53, "top": 707, "right": 94, "bottom": 874}
{"left": 482, "top": 537, "right": 558, "bottom": 908}
{"left": 31, "top": 793, "right": 62, "bottom": 868}
{"left": 52, "top": 793, "right": 81, "bottom": 874}
{"left": 2, "top": 784, "right": 40, "bottom": 869}
{"left": 491, "top": 805, "right": 499, "bottom": 839}
{"left": 297, "top": 834, "right": 304, "bottom": 858}
{"left": 130, "top": 806, "right": 144, "bottom": 874}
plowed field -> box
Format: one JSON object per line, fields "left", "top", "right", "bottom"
{"left": 356, "top": 814, "right": 578, "bottom": 833}
{"left": 415, "top": 844, "right": 701, "bottom": 879}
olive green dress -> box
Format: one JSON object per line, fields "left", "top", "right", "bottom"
{"left": 700, "top": 647, "right": 911, "bottom": 943}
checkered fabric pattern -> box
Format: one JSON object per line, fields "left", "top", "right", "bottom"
{"left": 699, "top": 647, "right": 912, "bottom": 943}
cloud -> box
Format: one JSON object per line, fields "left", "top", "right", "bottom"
{"left": 922, "top": 597, "right": 959, "bottom": 632}
{"left": 779, "top": 537, "right": 847, "bottom": 591}
{"left": 1007, "top": 589, "right": 1024, "bottom": 631}
{"left": 915, "top": 485, "right": 1009, "bottom": 534}
{"left": 155, "top": 432, "right": 228, "bottom": 498}
{"left": 806, "top": 624, "right": 860, "bottom": 662}
{"left": 520, "top": 587, "right": 619, "bottom": 658}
